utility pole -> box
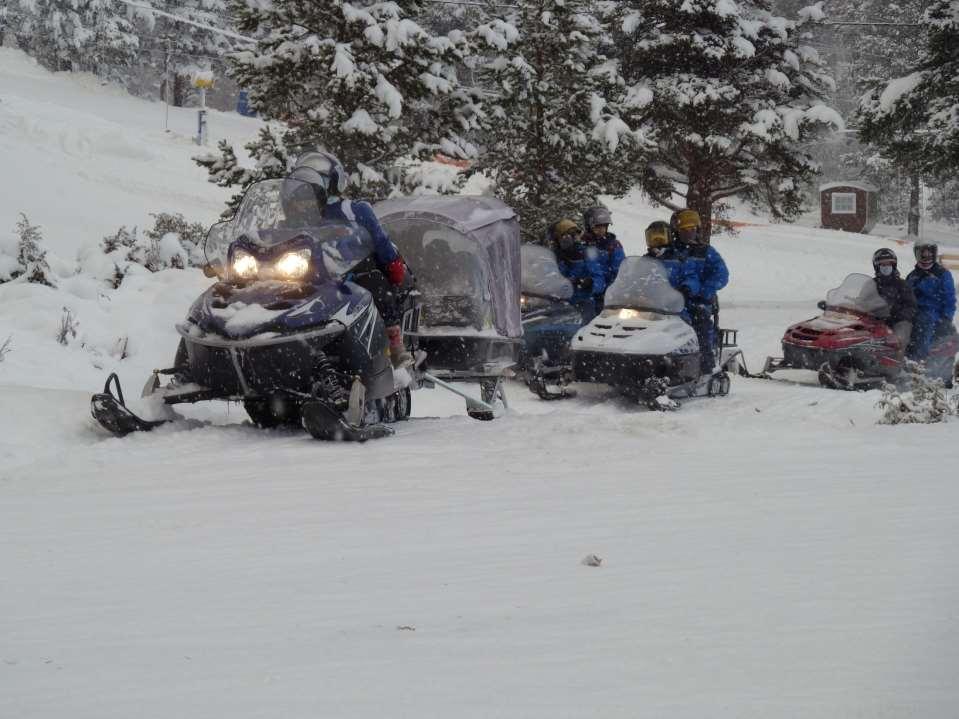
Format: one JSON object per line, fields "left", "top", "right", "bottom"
{"left": 162, "top": 37, "right": 172, "bottom": 132}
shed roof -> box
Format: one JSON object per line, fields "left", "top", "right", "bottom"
{"left": 819, "top": 181, "right": 879, "bottom": 193}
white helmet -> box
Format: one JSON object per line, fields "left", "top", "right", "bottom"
{"left": 290, "top": 150, "right": 347, "bottom": 197}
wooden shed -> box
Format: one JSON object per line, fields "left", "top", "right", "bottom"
{"left": 819, "top": 181, "right": 879, "bottom": 233}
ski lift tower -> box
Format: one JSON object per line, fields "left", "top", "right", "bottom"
{"left": 192, "top": 71, "right": 215, "bottom": 146}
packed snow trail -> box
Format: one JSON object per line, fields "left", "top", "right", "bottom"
{"left": 3, "top": 380, "right": 959, "bottom": 718}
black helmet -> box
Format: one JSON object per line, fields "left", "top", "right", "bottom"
{"left": 914, "top": 242, "right": 938, "bottom": 268}
{"left": 290, "top": 150, "right": 347, "bottom": 198}
{"left": 872, "top": 248, "right": 898, "bottom": 276}
{"left": 583, "top": 206, "right": 612, "bottom": 231}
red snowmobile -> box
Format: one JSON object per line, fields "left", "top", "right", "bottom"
{"left": 762, "top": 273, "right": 959, "bottom": 390}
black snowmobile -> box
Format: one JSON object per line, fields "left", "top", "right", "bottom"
{"left": 91, "top": 183, "right": 523, "bottom": 440}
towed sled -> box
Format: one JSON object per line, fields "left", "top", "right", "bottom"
{"left": 761, "top": 273, "right": 958, "bottom": 390}
{"left": 517, "top": 244, "right": 586, "bottom": 400}
{"left": 92, "top": 184, "right": 522, "bottom": 441}
{"left": 569, "top": 256, "right": 742, "bottom": 410}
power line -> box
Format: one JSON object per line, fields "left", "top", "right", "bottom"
{"left": 114, "top": 0, "right": 256, "bottom": 43}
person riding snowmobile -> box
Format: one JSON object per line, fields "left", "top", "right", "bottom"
{"left": 669, "top": 208, "right": 729, "bottom": 373}
{"left": 870, "top": 248, "right": 916, "bottom": 354}
{"left": 580, "top": 206, "right": 626, "bottom": 290}
{"left": 285, "top": 150, "right": 412, "bottom": 367}
{"left": 644, "top": 220, "right": 700, "bottom": 319}
{"left": 905, "top": 242, "right": 957, "bottom": 361}
{"left": 550, "top": 217, "right": 606, "bottom": 322}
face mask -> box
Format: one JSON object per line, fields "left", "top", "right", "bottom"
{"left": 879, "top": 265, "right": 894, "bottom": 277}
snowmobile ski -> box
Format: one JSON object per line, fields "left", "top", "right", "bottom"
{"left": 91, "top": 373, "right": 169, "bottom": 436}
{"left": 301, "top": 399, "right": 394, "bottom": 442}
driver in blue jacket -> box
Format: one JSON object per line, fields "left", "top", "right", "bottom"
{"left": 286, "top": 151, "right": 412, "bottom": 367}
{"left": 551, "top": 216, "right": 603, "bottom": 322}
{"left": 905, "top": 242, "right": 956, "bottom": 361}
{"left": 670, "top": 208, "right": 729, "bottom": 373}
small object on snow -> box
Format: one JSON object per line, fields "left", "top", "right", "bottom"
{"left": 581, "top": 553, "right": 603, "bottom": 567}
{"left": 754, "top": 407, "right": 761, "bottom": 413}
{"left": 396, "top": 625, "right": 416, "bottom": 631}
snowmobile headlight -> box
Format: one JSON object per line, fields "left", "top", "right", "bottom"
{"left": 618, "top": 308, "right": 642, "bottom": 320}
{"left": 275, "top": 249, "right": 311, "bottom": 279}
{"left": 233, "top": 250, "right": 259, "bottom": 280}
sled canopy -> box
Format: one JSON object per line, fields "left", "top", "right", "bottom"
{"left": 375, "top": 196, "right": 522, "bottom": 339}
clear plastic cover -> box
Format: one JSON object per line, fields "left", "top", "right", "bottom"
{"left": 390, "top": 223, "right": 490, "bottom": 329}
{"left": 825, "top": 273, "right": 890, "bottom": 318}
{"left": 521, "top": 244, "right": 573, "bottom": 300}
{"left": 603, "top": 256, "right": 686, "bottom": 314}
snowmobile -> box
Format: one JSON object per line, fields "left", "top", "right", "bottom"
{"left": 569, "top": 256, "right": 742, "bottom": 410}
{"left": 517, "top": 244, "right": 585, "bottom": 400}
{"left": 761, "top": 273, "right": 959, "bottom": 390}
{"left": 91, "top": 184, "right": 522, "bottom": 441}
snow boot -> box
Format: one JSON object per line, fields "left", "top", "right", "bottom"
{"left": 386, "top": 324, "right": 413, "bottom": 368}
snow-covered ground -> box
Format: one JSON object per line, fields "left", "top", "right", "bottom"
{"left": 2, "top": 49, "right": 959, "bottom": 719}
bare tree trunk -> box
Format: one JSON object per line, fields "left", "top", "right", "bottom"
{"left": 907, "top": 171, "right": 921, "bottom": 238}
{"left": 686, "top": 179, "right": 713, "bottom": 243}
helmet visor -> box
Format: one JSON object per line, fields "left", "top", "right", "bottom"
{"left": 646, "top": 228, "right": 669, "bottom": 248}
{"left": 290, "top": 166, "right": 331, "bottom": 193}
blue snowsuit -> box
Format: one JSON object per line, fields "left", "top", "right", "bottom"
{"left": 645, "top": 247, "right": 701, "bottom": 322}
{"left": 684, "top": 244, "right": 730, "bottom": 373}
{"left": 905, "top": 264, "right": 956, "bottom": 360}
{"left": 324, "top": 198, "right": 405, "bottom": 323}
{"left": 324, "top": 198, "right": 399, "bottom": 266}
{"left": 556, "top": 233, "right": 625, "bottom": 322}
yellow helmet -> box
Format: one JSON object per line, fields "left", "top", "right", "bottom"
{"left": 645, "top": 221, "right": 671, "bottom": 249}
{"left": 674, "top": 208, "right": 701, "bottom": 231}
{"left": 552, "top": 218, "right": 579, "bottom": 238}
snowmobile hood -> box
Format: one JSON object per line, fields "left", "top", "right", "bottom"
{"left": 572, "top": 310, "right": 698, "bottom": 356}
{"left": 184, "top": 279, "right": 372, "bottom": 341}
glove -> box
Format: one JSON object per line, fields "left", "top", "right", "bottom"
{"left": 386, "top": 258, "right": 406, "bottom": 286}
{"left": 575, "top": 276, "right": 594, "bottom": 292}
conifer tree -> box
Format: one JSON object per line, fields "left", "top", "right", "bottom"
{"left": 469, "top": 0, "right": 644, "bottom": 243}
{"left": 227, "top": 0, "right": 483, "bottom": 198}
{"left": 13, "top": 0, "right": 141, "bottom": 77}
{"left": 858, "top": 0, "right": 959, "bottom": 188}
{"left": 609, "top": 0, "right": 841, "bottom": 239}
{"left": 194, "top": 127, "right": 290, "bottom": 216}
{"left": 14, "top": 214, "right": 54, "bottom": 287}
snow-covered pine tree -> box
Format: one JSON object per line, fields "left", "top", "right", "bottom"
{"left": 823, "top": 0, "right": 929, "bottom": 235}
{"left": 858, "top": 0, "right": 959, "bottom": 189}
{"left": 227, "top": 0, "right": 483, "bottom": 198}
{"left": 193, "top": 126, "right": 289, "bottom": 216}
{"left": 469, "top": 0, "right": 644, "bottom": 243}
{"left": 137, "top": 0, "right": 236, "bottom": 106}
{"left": 14, "top": 213, "right": 54, "bottom": 286}
{"left": 877, "top": 360, "right": 955, "bottom": 425}
{"left": 609, "top": 0, "right": 841, "bottom": 240}
{"left": 13, "top": 0, "right": 141, "bottom": 78}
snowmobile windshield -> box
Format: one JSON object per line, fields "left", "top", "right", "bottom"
{"left": 521, "top": 244, "right": 573, "bottom": 300}
{"left": 233, "top": 178, "right": 326, "bottom": 238}
{"left": 204, "top": 220, "right": 232, "bottom": 276}
{"left": 603, "top": 256, "right": 686, "bottom": 314}
{"left": 825, "top": 273, "right": 890, "bottom": 318}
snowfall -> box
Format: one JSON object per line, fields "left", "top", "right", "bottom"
{"left": 2, "top": 48, "right": 958, "bottom": 719}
